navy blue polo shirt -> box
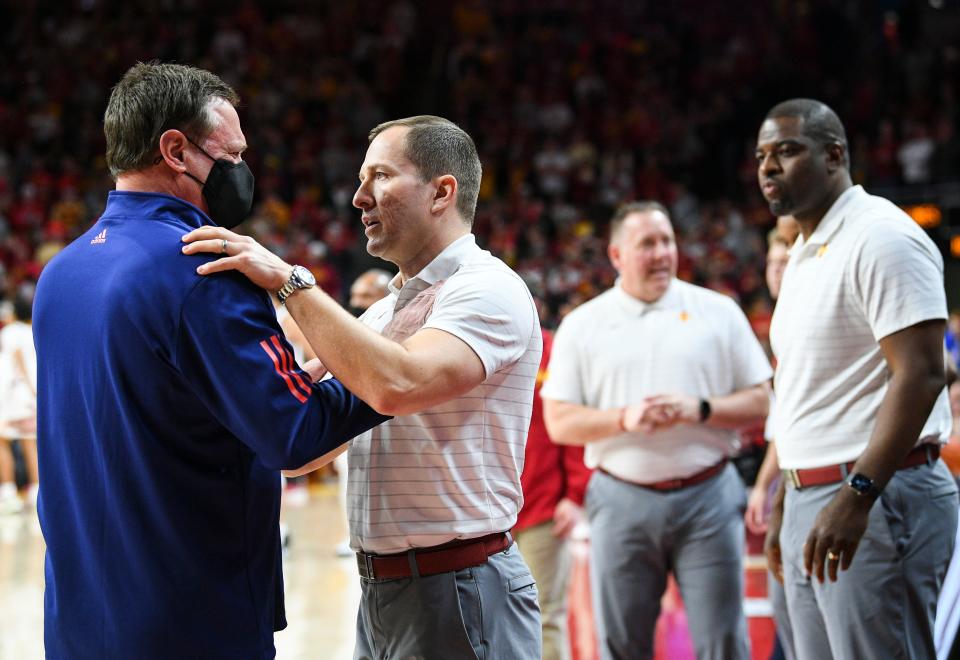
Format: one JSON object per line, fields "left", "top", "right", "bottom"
{"left": 33, "top": 191, "right": 386, "bottom": 659}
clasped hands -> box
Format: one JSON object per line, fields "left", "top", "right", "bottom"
{"left": 621, "top": 393, "right": 701, "bottom": 434}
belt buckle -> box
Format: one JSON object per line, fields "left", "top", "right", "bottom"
{"left": 356, "top": 552, "right": 376, "bottom": 580}
{"left": 786, "top": 469, "right": 801, "bottom": 490}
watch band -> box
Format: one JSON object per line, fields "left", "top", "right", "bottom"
{"left": 698, "top": 398, "right": 712, "bottom": 423}
{"left": 277, "top": 265, "right": 315, "bottom": 304}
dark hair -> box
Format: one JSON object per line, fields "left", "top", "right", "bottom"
{"left": 368, "top": 116, "right": 482, "bottom": 225}
{"left": 13, "top": 291, "right": 32, "bottom": 322}
{"left": 765, "top": 98, "right": 848, "bottom": 165}
{"left": 104, "top": 61, "right": 239, "bottom": 178}
{"left": 609, "top": 201, "right": 671, "bottom": 243}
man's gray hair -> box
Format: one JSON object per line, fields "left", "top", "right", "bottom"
{"left": 369, "top": 116, "right": 482, "bottom": 225}
{"left": 765, "top": 98, "right": 849, "bottom": 165}
{"left": 609, "top": 201, "right": 671, "bottom": 244}
{"left": 104, "top": 61, "right": 239, "bottom": 178}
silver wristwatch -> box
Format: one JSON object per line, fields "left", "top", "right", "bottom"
{"left": 277, "top": 265, "right": 316, "bottom": 304}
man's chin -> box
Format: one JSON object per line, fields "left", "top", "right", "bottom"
{"left": 365, "top": 240, "right": 384, "bottom": 258}
{"left": 768, "top": 199, "right": 791, "bottom": 217}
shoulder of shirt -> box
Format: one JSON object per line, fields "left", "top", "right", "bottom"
{"left": 445, "top": 251, "right": 532, "bottom": 300}
{"left": 558, "top": 288, "right": 618, "bottom": 326}
{"left": 453, "top": 248, "right": 523, "bottom": 281}
{"left": 675, "top": 279, "right": 742, "bottom": 313}
{"left": 845, "top": 194, "right": 936, "bottom": 252}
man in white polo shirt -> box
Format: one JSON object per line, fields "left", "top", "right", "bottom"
{"left": 182, "top": 116, "right": 542, "bottom": 659}
{"left": 541, "top": 201, "right": 772, "bottom": 660}
{"left": 758, "top": 98, "right": 957, "bottom": 659}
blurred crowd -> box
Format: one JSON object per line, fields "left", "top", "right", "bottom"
{"left": 1, "top": 0, "right": 958, "bottom": 334}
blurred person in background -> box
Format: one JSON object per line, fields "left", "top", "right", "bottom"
{"left": 542, "top": 201, "right": 771, "bottom": 660}
{"left": 183, "top": 115, "right": 543, "bottom": 660}
{"left": 0, "top": 287, "right": 39, "bottom": 513}
{"left": 334, "top": 267, "right": 392, "bottom": 557}
{"left": 513, "top": 275, "right": 592, "bottom": 660}
{"left": 744, "top": 218, "right": 799, "bottom": 660}
{"left": 935, "top": 373, "right": 960, "bottom": 660}
{"left": 759, "top": 98, "right": 955, "bottom": 660}
{"left": 32, "top": 62, "right": 387, "bottom": 659}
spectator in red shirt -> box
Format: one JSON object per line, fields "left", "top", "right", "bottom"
{"left": 514, "top": 281, "right": 593, "bottom": 660}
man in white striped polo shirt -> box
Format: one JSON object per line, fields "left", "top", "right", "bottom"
{"left": 542, "top": 202, "right": 772, "bottom": 660}
{"left": 758, "top": 98, "right": 957, "bottom": 659}
{"left": 182, "top": 116, "right": 542, "bottom": 659}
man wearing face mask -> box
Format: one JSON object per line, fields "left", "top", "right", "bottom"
{"left": 32, "top": 62, "right": 388, "bottom": 659}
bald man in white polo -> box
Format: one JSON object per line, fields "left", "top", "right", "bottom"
{"left": 542, "top": 201, "right": 771, "bottom": 660}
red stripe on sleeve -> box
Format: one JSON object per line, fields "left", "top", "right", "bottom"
{"left": 259, "top": 339, "right": 308, "bottom": 404}
{"left": 270, "top": 335, "right": 312, "bottom": 398}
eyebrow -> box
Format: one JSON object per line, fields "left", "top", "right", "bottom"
{"left": 756, "top": 139, "right": 804, "bottom": 153}
{"left": 358, "top": 162, "right": 391, "bottom": 179}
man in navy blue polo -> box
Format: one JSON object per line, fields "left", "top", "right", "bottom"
{"left": 32, "top": 62, "right": 387, "bottom": 659}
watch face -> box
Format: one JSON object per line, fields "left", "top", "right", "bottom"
{"left": 849, "top": 473, "right": 873, "bottom": 494}
{"left": 294, "top": 266, "right": 316, "bottom": 287}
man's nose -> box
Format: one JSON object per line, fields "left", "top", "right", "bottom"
{"left": 353, "top": 182, "right": 372, "bottom": 210}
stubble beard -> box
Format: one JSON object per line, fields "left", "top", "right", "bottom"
{"left": 767, "top": 196, "right": 793, "bottom": 217}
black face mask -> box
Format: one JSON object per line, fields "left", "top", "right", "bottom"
{"left": 185, "top": 137, "right": 255, "bottom": 229}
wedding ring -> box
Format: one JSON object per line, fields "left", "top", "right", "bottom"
{"left": 827, "top": 551, "right": 840, "bottom": 561}
{"left": 220, "top": 239, "right": 228, "bottom": 255}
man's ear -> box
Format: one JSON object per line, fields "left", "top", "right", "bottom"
{"left": 824, "top": 142, "right": 846, "bottom": 173}
{"left": 158, "top": 130, "right": 190, "bottom": 172}
{"left": 430, "top": 174, "right": 458, "bottom": 215}
{"left": 608, "top": 242, "right": 622, "bottom": 271}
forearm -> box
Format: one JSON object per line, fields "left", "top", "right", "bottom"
{"left": 544, "top": 399, "right": 622, "bottom": 445}
{"left": 285, "top": 288, "right": 420, "bottom": 414}
{"left": 754, "top": 441, "right": 781, "bottom": 493}
{"left": 705, "top": 382, "right": 770, "bottom": 429}
{"left": 851, "top": 369, "right": 944, "bottom": 489}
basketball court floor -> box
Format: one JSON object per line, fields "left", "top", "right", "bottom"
{"left": 0, "top": 481, "right": 776, "bottom": 659}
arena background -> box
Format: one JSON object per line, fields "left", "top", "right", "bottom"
{"left": 1, "top": 0, "right": 959, "bottom": 658}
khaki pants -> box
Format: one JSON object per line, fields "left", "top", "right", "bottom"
{"left": 515, "top": 521, "right": 572, "bottom": 660}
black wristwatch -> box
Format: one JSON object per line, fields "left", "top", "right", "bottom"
{"left": 277, "top": 265, "right": 316, "bottom": 304}
{"left": 846, "top": 473, "right": 881, "bottom": 500}
{"left": 698, "top": 398, "right": 712, "bottom": 423}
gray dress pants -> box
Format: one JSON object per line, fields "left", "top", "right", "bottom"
{"left": 354, "top": 542, "right": 542, "bottom": 659}
{"left": 586, "top": 464, "right": 750, "bottom": 660}
{"left": 780, "top": 458, "right": 958, "bottom": 660}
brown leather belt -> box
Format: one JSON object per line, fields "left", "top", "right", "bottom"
{"left": 784, "top": 444, "right": 940, "bottom": 490}
{"left": 600, "top": 459, "right": 727, "bottom": 492}
{"left": 356, "top": 531, "right": 511, "bottom": 581}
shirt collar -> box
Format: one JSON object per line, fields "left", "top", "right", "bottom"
{"left": 793, "top": 184, "right": 864, "bottom": 253}
{"left": 103, "top": 190, "right": 214, "bottom": 229}
{"left": 387, "top": 234, "right": 479, "bottom": 295}
{"left": 612, "top": 278, "right": 683, "bottom": 315}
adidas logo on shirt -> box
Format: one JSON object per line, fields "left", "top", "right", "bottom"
{"left": 90, "top": 229, "right": 107, "bottom": 245}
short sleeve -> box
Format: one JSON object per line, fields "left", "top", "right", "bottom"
{"left": 422, "top": 269, "right": 537, "bottom": 377}
{"left": 850, "top": 220, "right": 947, "bottom": 341}
{"left": 176, "top": 273, "right": 388, "bottom": 470}
{"left": 724, "top": 298, "right": 774, "bottom": 391}
{"left": 540, "top": 314, "right": 587, "bottom": 404}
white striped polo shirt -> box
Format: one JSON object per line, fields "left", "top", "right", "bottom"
{"left": 770, "top": 185, "right": 950, "bottom": 469}
{"left": 541, "top": 279, "right": 772, "bottom": 482}
{"left": 347, "top": 234, "right": 542, "bottom": 554}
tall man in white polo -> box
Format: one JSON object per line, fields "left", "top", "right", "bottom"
{"left": 182, "top": 115, "right": 542, "bottom": 659}
{"left": 758, "top": 98, "right": 957, "bottom": 659}
{"left": 541, "top": 201, "right": 771, "bottom": 660}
